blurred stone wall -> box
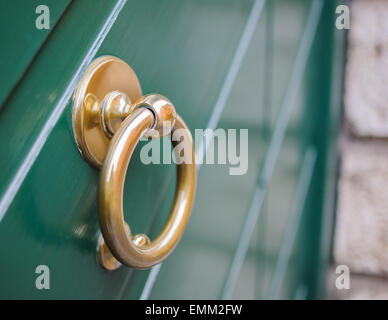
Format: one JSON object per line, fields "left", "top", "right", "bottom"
{"left": 332, "top": 0, "right": 388, "bottom": 299}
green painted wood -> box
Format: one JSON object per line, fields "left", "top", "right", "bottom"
{"left": 0, "top": 0, "right": 70, "bottom": 108}
{"left": 149, "top": 0, "right": 307, "bottom": 299}
{"left": 0, "top": 0, "right": 344, "bottom": 299}
{"left": 231, "top": 0, "right": 310, "bottom": 299}
{"left": 145, "top": 0, "right": 269, "bottom": 299}
{"left": 303, "top": 0, "right": 346, "bottom": 299}
{"left": 148, "top": 0, "right": 342, "bottom": 300}
{"left": 0, "top": 0, "right": 124, "bottom": 209}
{"left": 0, "top": 0, "right": 260, "bottom": 299}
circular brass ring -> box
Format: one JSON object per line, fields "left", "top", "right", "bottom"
{"left": 98, "top": 107, "right": 196, "bottom": 269}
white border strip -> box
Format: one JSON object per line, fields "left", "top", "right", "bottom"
{"left": 0, "top": 0, "right": 127, "bottom": 222}
{"left": 139, "top": 263, "right": 162, "bottom": 300}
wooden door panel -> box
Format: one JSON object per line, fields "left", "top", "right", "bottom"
{"left": 0, "top": 0, "right": 259, "bottom": 299}
{"left": 0, "top": 0, "right": 123, "bottom": 214}
{"left": 148, "top": 3, "right": 268, "bottom": 298}
{"left": 0, "top": 0, "right": 70, "bottom": 108}
{"left": 0, "top": 0, "right": 344, "bottom": 299}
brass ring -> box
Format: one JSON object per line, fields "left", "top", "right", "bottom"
{"left": 98, "top": 100, "right": 196, "bottom": 270}
{"left": 72, "top": 56, "right": 196, "bottom": 270}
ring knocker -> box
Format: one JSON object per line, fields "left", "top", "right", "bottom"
{"left": 72, "top": 56, "right": 196, "bottom": 270}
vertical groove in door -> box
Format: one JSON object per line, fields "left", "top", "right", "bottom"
{"left": 268, "top": 147, "right": 317, "bottom": 299}
{"left": 255, "top": 0, "right": 274, "bottom": 299}
{"left": 221, "top": 0, "right": 324, "bottom": 299}
{"left": 0, "top": 0, "right": 72, "bottom": 110}
{"left": 0, "top": 0, "right": 128, "bottom": 224}
{"left": 196, "top": 0, "right": 266, "bottom": 169}
{"left": 138, "top": 0, "right": 266, "bottom": 300}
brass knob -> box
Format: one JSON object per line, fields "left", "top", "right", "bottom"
{"left": 72, "top": 56, "right": 196, "bottom": 270}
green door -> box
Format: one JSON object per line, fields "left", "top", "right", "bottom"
{"left": 0, "top": 0, "right": 344, "bottom": 299}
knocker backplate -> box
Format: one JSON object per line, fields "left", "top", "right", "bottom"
{"left": 72, "top": 56, "right": 143, "bottom": 168}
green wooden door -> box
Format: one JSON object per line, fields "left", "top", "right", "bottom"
{"left": 0, "top": 0, "right": 344, "bottom": 299}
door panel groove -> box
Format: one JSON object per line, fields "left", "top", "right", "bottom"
{"left": 268, "top": 147, "right": 316, "bottom": 299}
{"left": 0, "top": 0, "right": 343, "bottom": 300}
{"left": 196, "top": 0, "right": 265, "bottom": 170}
{"left": 138, "top": 0, "right": 266, "bottom": 300}
{"left": 0, "top": 0, "right": 127, "bottom": 223}
{"left": 221, "top": 0, "right": 323, "bottom": 299}
{"left": 0, "top": 0, "right": 71, "bottom": 109}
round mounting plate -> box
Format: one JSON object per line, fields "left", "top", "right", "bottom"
{"left": 72, "top": 56, "right": 143, "bottom": 168}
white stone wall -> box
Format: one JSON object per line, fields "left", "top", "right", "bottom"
{"left": 344, "top": 0, "right": 388, "bottom": 137}
{"left": 333, "top": 0, "right": 388, "bottom": 299}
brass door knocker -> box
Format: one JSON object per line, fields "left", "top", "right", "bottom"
{"left": 72, "top": 56, "right": 196, "bottom": 270}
